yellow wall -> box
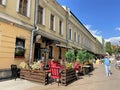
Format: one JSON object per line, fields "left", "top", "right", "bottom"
{"left": 0, "top": 22, "right": 31, "bottom": 69}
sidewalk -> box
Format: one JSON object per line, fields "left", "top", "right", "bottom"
{"left": 0, "top": 61, "right": 120, "bottom": 90}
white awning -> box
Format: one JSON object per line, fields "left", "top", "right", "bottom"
{"left": 56, "top": 44, "right": 71, "bottom": 49}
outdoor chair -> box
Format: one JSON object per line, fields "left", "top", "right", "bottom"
{"left": 11, "top": 64, "right": 20, "bottom": 80}
{"left": 50, "top": 66, "right": 61, "bottom": 86}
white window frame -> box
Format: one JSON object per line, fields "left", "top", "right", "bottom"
{"left": 16, "top": 0, "right": 31, "bottom": 17}
{"left": 2, "top": 0, "right": 6, "bottom": 5}
{"left": 53, "top": 16, "right": 56, "bottom": 31}
{"left": 42, "top": 8, "right": 45, "bottom": 25}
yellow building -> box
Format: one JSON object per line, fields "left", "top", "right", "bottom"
{"left": 0, "top": 0, "right": 105, "bottom": 79}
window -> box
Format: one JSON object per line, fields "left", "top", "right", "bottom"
{"left": 16, "top": 0, "right": 31, "bottom": 17}
{"left": 69, "top": 29, "right": 72, "bottom": 40}
{"left": 49, "top": 46, "right": 53, "bottom": 59}
{"left": 50, "top": 14, "right": 54, "bottom": 30}
{"left": 38, "top": 5, "right": 43, "bottom": 25}
{"left": 78, "top": 35, "right": 80, "bottom": 44}
{"left": 0, "top": 0, "right": 6, "bottom": 6}
{"left": 19, "top": 0, "right": 28, "bottom": 16}
{"left": 74, "top": 32, "right": 77, "bottom": 42}
{"left": 15, "top": 38, "right": 25, "bottom": 58}
{"left": 0, "top": 0, "right": 2, "bottom": 4}
{"left": 59, "top": 20, "right": 63, "bottom": 35}
{"left": 59, "top": 47, "right": 62, "bottom": 59}
{"left": 50, "top": 14, "right": 55, "bottom": 31}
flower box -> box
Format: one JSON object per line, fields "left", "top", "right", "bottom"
{"left": 20, "top": 69, "right": 48, "bottom": 85}
{"left": 61, "top": 68, "right": 77, "bottom": 86}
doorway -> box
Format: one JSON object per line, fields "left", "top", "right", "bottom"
{"left": 34, "top": 43, "right": 41, "bottom": 61}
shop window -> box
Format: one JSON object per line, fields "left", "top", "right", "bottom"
{"left": 15, "top": 38, "right": 25, "bottom": 58}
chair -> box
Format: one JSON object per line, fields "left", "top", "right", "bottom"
{"left": 11, "top": 64, "right": 19, "bottom": 80}
{"left": 50, "top": 66, "right": 61, "bottom": 86}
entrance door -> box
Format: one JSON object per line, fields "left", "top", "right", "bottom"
{"left": 34, "top": 43, "right": 41, "bottom": 61}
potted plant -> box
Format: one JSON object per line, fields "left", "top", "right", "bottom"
{"left": 76, "top": 50, "right": 87, "bottom": 64}
{"left": 65, "top": 50, "right": 76, "bottom": 68}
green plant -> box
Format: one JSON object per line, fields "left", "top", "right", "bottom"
{"left": 65, "top": 50, "right": 75, "bottom": 63}
{"left": 77, "top": 50, "right": 86, "bottom": 63}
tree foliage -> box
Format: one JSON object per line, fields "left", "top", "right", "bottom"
{"left": 65, "top": 50, "right": 76, "bottom": 63}
{"left": 105, "top": 42, "right": 112, "bottom": 55}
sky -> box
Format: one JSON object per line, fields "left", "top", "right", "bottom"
{"left": 57, "top": 0, "right": 120, "bottom": 45}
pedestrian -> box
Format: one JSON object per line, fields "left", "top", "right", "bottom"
{"left": 104, "top": 55, "right": 112, "bottom": 77}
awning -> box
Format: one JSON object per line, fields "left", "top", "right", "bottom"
{"left": 56, "top": 44, "right": 71, "bottom": 49}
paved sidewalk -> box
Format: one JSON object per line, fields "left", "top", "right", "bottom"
{"left": 0, "top": 60, "right": 120, "bottom": 90}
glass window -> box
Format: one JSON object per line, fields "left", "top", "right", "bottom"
{"left": 15, "top": 38, "right": 25, "bottom": 58}
{"left": 19, "top": 0, "right": 28, "bottom": 16}
{"left": 69, "top": 29, "right": 72, "bottom": 40}
{"left": 74, "top": 32, "right": 76, "bottom": 42}
{"left": 78, "top": 35, "right": 80, "bottom": 44}
{"left": 38, "top": 5, "right": 43, "bottom": 25}
{"left": 59, "top": 20, "right": 62, "bottom": 35}
{"left": 49, "top": 46, "right": 53, "bottom": 59}
{"left": 0, "top": 0, "right": 2, "bottom": 5}
{"left": 50, "top": 14, "right": 54, "bottom": 30}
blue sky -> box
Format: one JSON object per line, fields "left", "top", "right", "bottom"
{"left": 57, "top": 0, "right": 120, "bottom": 44}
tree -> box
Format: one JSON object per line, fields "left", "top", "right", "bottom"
{"left": 65, "top": 50, "right": 76, "bottom": 63}
{"left": 105, "top": 42, "right": 112, "bottom": 55}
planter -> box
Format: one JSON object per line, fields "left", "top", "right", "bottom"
{"left": 61, "top": 68, "right": 77, "bottom": 86}
{"left": 20, "top": 69, "right": 48, "bottom": 85}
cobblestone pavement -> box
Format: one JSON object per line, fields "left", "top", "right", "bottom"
{"left": 0, "top": 60, "right": 120, "bottom": 90}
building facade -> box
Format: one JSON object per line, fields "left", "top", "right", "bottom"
{"left": 0, "top": 0, "right": 105, "bottom": 79}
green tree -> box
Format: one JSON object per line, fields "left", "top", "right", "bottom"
{"left": 65, "top": 50, "right": 76, "bottom": 63}
{"left": 105, "top": 42, "right": 112, "bottom": 55}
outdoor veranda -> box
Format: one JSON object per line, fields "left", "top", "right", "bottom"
{"left": 2, "top": 60, "right": 120, "bottom": 90}
{"left": 14, "top": 50, "right": 94, "bottom": 86}
{"left": 18, "top": 59, "right": 93, "bottom": 86}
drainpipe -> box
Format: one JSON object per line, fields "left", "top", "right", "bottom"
{"left": 29, "top": 0, "right": 39, "bottom": 64}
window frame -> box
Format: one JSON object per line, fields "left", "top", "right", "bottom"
{"left": 50, "top": 14, "right": 54, "bottom": 30}
{"left": 59, "top": 19, "right": 63, "bottom": 35}
{"left": 16, "top": 0, "right": 31, "bottom": 17}
{"left": 69, "top": 29, "right": 72, "bottom": 40}
{"left": 15, "top": 38, "right": 26, "bottom": 58}
{"left": 0, "top": 0, "right": 6, "bottom": 6}
{"left": 38, "top": 5, "right": 43, "bottom": 25}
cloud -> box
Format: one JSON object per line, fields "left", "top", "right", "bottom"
{"left": 105, "top": 36, "right": 120, "bottom": 45}
{"left": 85, "top": 25, "right": 102, "bottom": 36}
{"left": 115, "top": 27, "right": 120, "bottom": 31}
